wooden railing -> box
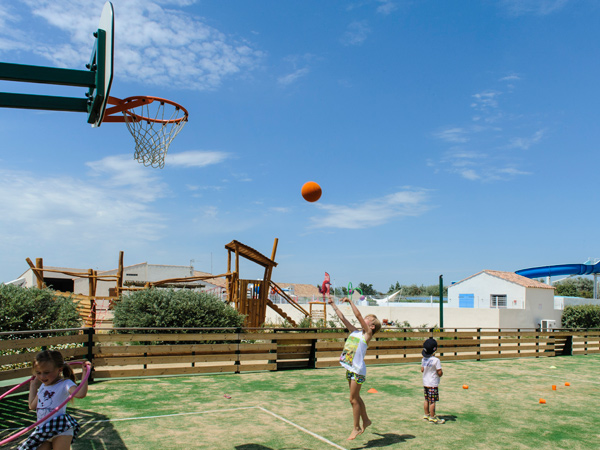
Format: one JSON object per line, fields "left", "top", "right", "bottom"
{"left": 2, "top": 328, "right": 599, "bottom": 395}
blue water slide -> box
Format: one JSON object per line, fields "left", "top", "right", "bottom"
{"left": 515, "top": 262, "right": 600, "bottom": 279}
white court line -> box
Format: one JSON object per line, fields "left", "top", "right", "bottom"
{"left": 20, "top": 405, "right": 349, "bottom": 450}
{"left": 0, "top": 407, "right": 256, "bottom": 432}
{"left": 257, "top": 406, "right": 348, "bottom": 450}
{"left": 83, "top": 406, "right": 257, "bottom": 423}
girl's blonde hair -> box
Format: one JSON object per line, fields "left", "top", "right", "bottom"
{"left": 32, "top": 350, "right": 76, "bottom": 383}
{"left": 365, "top": 314, "right": 382, "bottom": 334}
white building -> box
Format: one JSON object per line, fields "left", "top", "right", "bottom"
{"left": 447, "top": 270, "right": 561, "bottom": 329}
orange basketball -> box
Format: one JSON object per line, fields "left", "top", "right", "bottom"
{"left": 301, "top": 181, "right": 322, "bottom": 202}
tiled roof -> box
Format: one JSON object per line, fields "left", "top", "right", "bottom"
{"left": 453, "top": 270, "right": 555, "bottom": 290}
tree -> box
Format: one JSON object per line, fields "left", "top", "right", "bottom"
{"left": 555, "top": 277, "right": 594, "bottom": 298}
{"left": 113, "top": 289, "right": 245, "bottom": 329}
{"left": 0, "top": 285, "right": 81, "bottom": 333}
{"left": 357, "top": 282, "right": 378, "bottom": 296}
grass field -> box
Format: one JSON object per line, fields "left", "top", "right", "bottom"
{"left": 2, "top": 355, "right": 599, "bottom": 449}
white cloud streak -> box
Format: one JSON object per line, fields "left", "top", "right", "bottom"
{"left": 0, "top": 160, "right": 166, "bottom": 248}
{"left": 309, "top": 188, "right": 432, "bottom": 229}
{"left": 341, "top": 21, "right": 371, "bottom": 46}
{"left": 166, "top": 150, "right": 230, "bottom": 167}
{"left": 499, "top": 0, "right": 569, "bottom": 16}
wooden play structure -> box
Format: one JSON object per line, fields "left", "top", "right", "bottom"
{"left": 24, "top": 238, "right": 311, "bottom": 328}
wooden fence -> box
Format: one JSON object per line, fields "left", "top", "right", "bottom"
{"left": 2, "top": 328, "right": 600, "bottom": 396}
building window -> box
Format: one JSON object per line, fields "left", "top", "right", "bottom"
{"left": 490, "top": 294, "right": 507, "bottom": 308}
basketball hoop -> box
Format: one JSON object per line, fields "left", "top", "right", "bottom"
{"left": 103, "top": 96, "right": 188, "bottom": 168}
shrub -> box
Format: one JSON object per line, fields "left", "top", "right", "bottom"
{"left": 561, "top": 304, "right": 600, "bottom": 329}
{"left": 112, "top": 289, "right": 245, "bottom": 330}
{"left": 0, "top": 285, "right": 81, "bottom": 333}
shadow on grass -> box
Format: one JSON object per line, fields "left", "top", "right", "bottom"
{"left": 439, "top": 414, "right": 458, "bottom": 423}
{"left": 352, "top": 432, "right": 416, "bottom": 448}
{"left": 235, "top": 445, "right": 275, "bottom": 450}
{"left": 0, "top": 392, "right": 127, "bottom": 450}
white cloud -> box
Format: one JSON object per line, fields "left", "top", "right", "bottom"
{"left": 435, "top": 127, "right": 470, "bottom": 143}
{"left": 500, "top": 73, "right": 521, "bottom": 82}
{"left": 0, "top": 165, "right": 166, "bottom": 245}
{"left": 376, "top": 0, "right": 398, "bottom": 15}
{"left": 309, "top": 188, "right": 431, "bottom": 229}
{"left": 508, "top": 129, "right": 545, "bottom": 150}
{"left": 278, "top": 68, "right": 310, "bottom": 86}
{"left": 341, "top": 21, "right": 371, "bottom": 46}
{"left": 459, "top": 169, "right": 480, "bottom": 181}
{"left": 166, "top": 150, "right": 230, "bottom": 167}
{"left": 471, "top": 91, "right": 501, "bottom": 111}
{"left": 5, "top": 0, "right": 264, "bottom": 91}
{"left": 499, "top": 0, "right": 569, "bottom": 16}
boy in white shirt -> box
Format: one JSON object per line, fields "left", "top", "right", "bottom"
{"left": 421, "top": 338, "right": 445, "bottom": 424}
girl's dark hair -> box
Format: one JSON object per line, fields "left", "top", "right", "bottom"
{"left": 33, "top": 350, "right": 76, "bottom": 383}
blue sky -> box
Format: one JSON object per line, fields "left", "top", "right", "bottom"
{"left": 1, "top": 0, "right": 599, "bottom": 292}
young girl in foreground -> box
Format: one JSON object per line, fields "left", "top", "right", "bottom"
{"left": 19, "top": 350, "right": 92, "bottom": 450}
{"left": 328, "top": 297, "right": 381, "bottom": 440}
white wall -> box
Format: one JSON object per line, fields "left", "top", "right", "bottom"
{"left": 448, "top": 272, "right": 526, "bottom": 309}
{"left": 265, "top": 303, "right": 503, "bottom": 329}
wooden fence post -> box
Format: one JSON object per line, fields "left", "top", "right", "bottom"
{"left": 477, "top": 328, "right": 481, "bottom": 361}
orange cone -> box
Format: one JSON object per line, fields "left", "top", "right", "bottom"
{"left": 367, "top": 388, "right": 378, "bottom": 393}
{"left": 462, "top": 385, "right": 469, "bottom": 389}
{"left": 552, "top": 385, "right": 556, "bottom": 390}
{"left": 565, "top": 382, "right": 571, "bottom": 386}
{"left": 539, "top": 399, "right": 546, "bottom": 404}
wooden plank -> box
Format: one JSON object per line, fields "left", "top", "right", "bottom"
{"left": 276, "top": 339, "right": 313, "bottom": 346}
{"left": 0, "top": 367, "right": 32, "bottom": 381}
{"left": 93, "top": 365, "right": 238, "bottom": 378}
{"left": 93, "top": 354, "right": 239, "bottom": 366}
{"left": 315, "top": 350, "right": 344, "bottom": 358}
{"left": 93, "top": 343, "right": 239, "bottom": 355}
{"left": 276, "top": 345, "right": 311, "bottom": 354}
{"left": 369, "top": 341, "right": 425, "bottom": 348}
{"left": 277, "top": 353, "right": 310, "bottom": 361}
{"left": 370, "top": 348, "right": 423, "bottom": 356}
{"left": 239, "top": 353, "right": 275, "bottom": 361}
{"left": 426, "top": 332, "right": 479, "bottom": 338}
{"left": 0, "top": 334, "right": 88, "bottom": 350}
{"left": 239, "top": 343, "right": 277, "bottom": 351}
{"left": 479, "top": 352, "right": 547, "bottom": 360}
{"left": 94, "top": 333, "right": 239, "bottom": 343}
{"left": 573, "top": 349, "right": 600, "bottom": 354}
{"left": 0, "top": 347, "right": 87, "bottom": 366}
{"left": 315, "top": 342, "right": 345, "bottom": 349}
{"left": 238, "top": 363, "right": 277, "bottom": 372}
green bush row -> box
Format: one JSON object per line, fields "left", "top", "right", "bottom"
{"left": 112, "top": 288, "right": 245, "bottom": 330}
{"left": 561, "top": 304, "right": 600, "bottom": 328}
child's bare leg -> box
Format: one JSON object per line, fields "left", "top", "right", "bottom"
{"left": 424, "top": 399, "right": 430, "bottom": 416}
{"left": 37, "top": 442, "right": 51, "bottom": 450}
{"left": 429, "top": 401, "right": 436, "bottom": 417}
{"left": 347, "top": 380, "right": 363, "bottom": 440}
{"left": 358, "top": 395, "right": 371, "bottom": 431}
{"left": 50, "top": 435, "right": 73, "bottom": 450}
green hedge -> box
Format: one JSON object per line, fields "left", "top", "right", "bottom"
{"left": 561, "top": 304, "right": 600, "bottom": 329}
{"left": 0, "top": 285, "right": 81, "bottom": 333}
{"left": 112, "top": 289, "right": 245, "bottom": 329}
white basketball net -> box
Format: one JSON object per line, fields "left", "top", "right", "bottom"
{"left": 122, "top": 98, "right": 188, "bottom": 169}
